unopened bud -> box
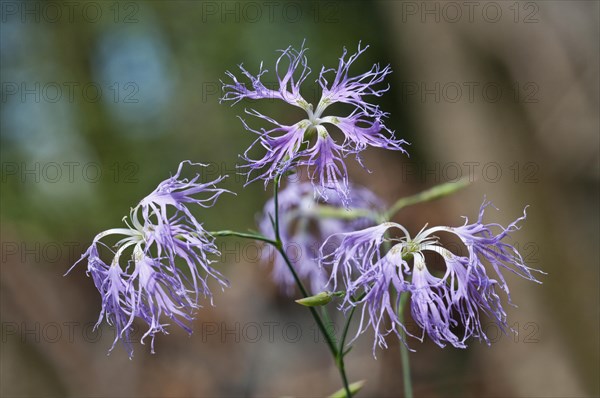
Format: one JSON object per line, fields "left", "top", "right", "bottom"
{"left": 295, "top": 291, "right": 335, "bottom": 307}
{"left": 328, "top": 380, "right": 366, "bottom": 398}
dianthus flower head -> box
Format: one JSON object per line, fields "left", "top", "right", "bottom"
{"left": 258, "top": 179, "right": 384, "bottom": 296}
{"left": 221, "top": 41, "right": 407, "bottom": 206}
{"left": 320, "top": 199, "right": 544, "bottom": 355}
{"left": 67, "top": 161, "right": 231, "bottom": 357}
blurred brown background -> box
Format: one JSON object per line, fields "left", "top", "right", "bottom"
{"left": 1, "top": 1, "right": 598, "bottom": 397}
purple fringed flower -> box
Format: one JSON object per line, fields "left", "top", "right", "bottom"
{"left": 409, "top": 252, "right": 464, "bottom": 348}
{"left": 221, "top": 41, "right": 407, "bottom": 205}
{"left": 67, "top": 161, "right": 231, "bottom": 357}
{"left": 317, "top": 45, "right": 392, "bottom": 118}
{"left": 86, "top": 243, "right": 136, "bottom": 357}
{"left": 258, "top": 180, "right": 384, "bottom": 295}
{"left": 320, "top": 200, "right": 543, "bottom": 354}
{"left": 221, "top": 44, "right": 311, "bottom": 108}
{"left": 321, "top": 222, "right": 415, "bottom": 355}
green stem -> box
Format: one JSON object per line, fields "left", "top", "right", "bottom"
{"left": 337, "top": 352, "right": 351, "bottom": 398}
{"left": 273, "top": 174, "right": 282, "bottom": 244}
{"left": 300, "top": 178, "right": 472, "bottom": 225}
{"left": 276, "top": 250, "right": 353, "bottom": 398}
{"left": 211, "top": 230, "right": 339, "bottom": 354}
{"left": 335, "top": 307, "right": 356, "bottom": 397}
{"left": 384, "top": 178, "right": 471, "bottom": 221}
{"left": 379, "top": 241, "right": 414, "bottom": 398}
{"left": 338, "top": 307, "right": 357, "bottom": 356}
{"left": 397, "top": 292, "right": 413, "bottom": 398}
{"left": 210, "top": 229, "right": 338, "bottom": 357}
{"left": 320, "top": 306, "right": 335, "bottom": 340}
{"left": 210, "top": 229, "right": 337, "bottom": 356}
{"left": 335, "top": 291, "right": 370, "bottom": 396}
{"left": 337, "top": 292, "right": 366, "bottom": 357}
{"left": 210, "top": 230, "right": 277, "bottom": 246}
{"left": 214, "top": 175, "right": 353, "bottom": 397}
{"left": 275, "top": 245, "right": 339, "bottom": 357}
{"left": 213, "top": 227, "right": 347, "bottom": 394}
{"left": 270, "top": 177, "right": 351, "bottom": 397}
{"left": 313, "top": 205, "right": 375, "bottom": 221}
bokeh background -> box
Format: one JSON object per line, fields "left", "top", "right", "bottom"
{"left": 1, "top": 1, "right": 598, "bottom": 397}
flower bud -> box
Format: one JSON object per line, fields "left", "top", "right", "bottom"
{"left": 295, "top": 291, "right": 334, "bottom": 307}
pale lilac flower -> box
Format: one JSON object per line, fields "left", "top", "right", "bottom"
{"left": 221, "top": 44, "right": 310, "bottom": 108}
{"left": 83, "top": 242, "right": 136, "bottom": 357}
{"left": 67, "top": 161, "right": 230, "bottom": 357}
{"left": 139, "top": 161, "right": 227, "bottom": 227}
{"left": 321, "top": 222, "right": 414, "bottom": 355}
{"left": 258, "top": 180, "right": 384, "bottom": 295}
{"left": 320, "top": 200, "right": 543, "bottom": 354}
{"left": 409, "top": 252, "right": 464, "bottom": 348}
{"left": 221, "top": 42, "right": 407, "bottom": 205}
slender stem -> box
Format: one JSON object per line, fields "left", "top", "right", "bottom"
{"left": 276, "top": 245, "right": 339, "bottom": 355}
{"left": 380, "top": 238, "right": 414, "bottom": 398}
{"left": 271, "top": 175, "right": 352, "bottom": 398}
{"left": 335, "top": 292, "right": 367, "bottom": 397}
{"left": 397, "top": 292, "right": 413, "bottom": 398}
{"left": 313, "top": 205, "right": 375, "bottom": 221}
{"left": 320, "top": 306, "right": 335, "bottom": 339}
{"left": 213, "top": 176, "right": 354, "bottom": 397}
{"left": 275, "top": 223, "right": 352, "bottom": 398}
{"left": 213, "top": 228, "right": 341, "bottom": 362}
{"left": 210, "top": 230, "right": 277, "bottom": 246}
{"left": 338, "top": 306, "right": 357, "bottom": 356}
{"left": 212, "top": 228, "right": 339, "bottom": 355}
{"left": 384, "top": 177, "right": 471, "bottom": 221}
{"left": 337, "top": 352, "right": 351, "bottom": 398}
{"left": 335, "top": 307, "right": 355, "bottom": 398}
{"left": 337, "top": 292, "right": 366, "bottom": 356}
{"left": 376, "top": 180, "right": 468, "bottom": 396}
{"left": 273, "top": 175, "right": 282, "bottom": 244}
{"left": 303, "top": 178, "right": 472, "bottom": 224}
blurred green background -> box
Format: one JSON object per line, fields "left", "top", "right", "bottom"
{"left": 1, "top": 1, "right": 598, "bottom": 397}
